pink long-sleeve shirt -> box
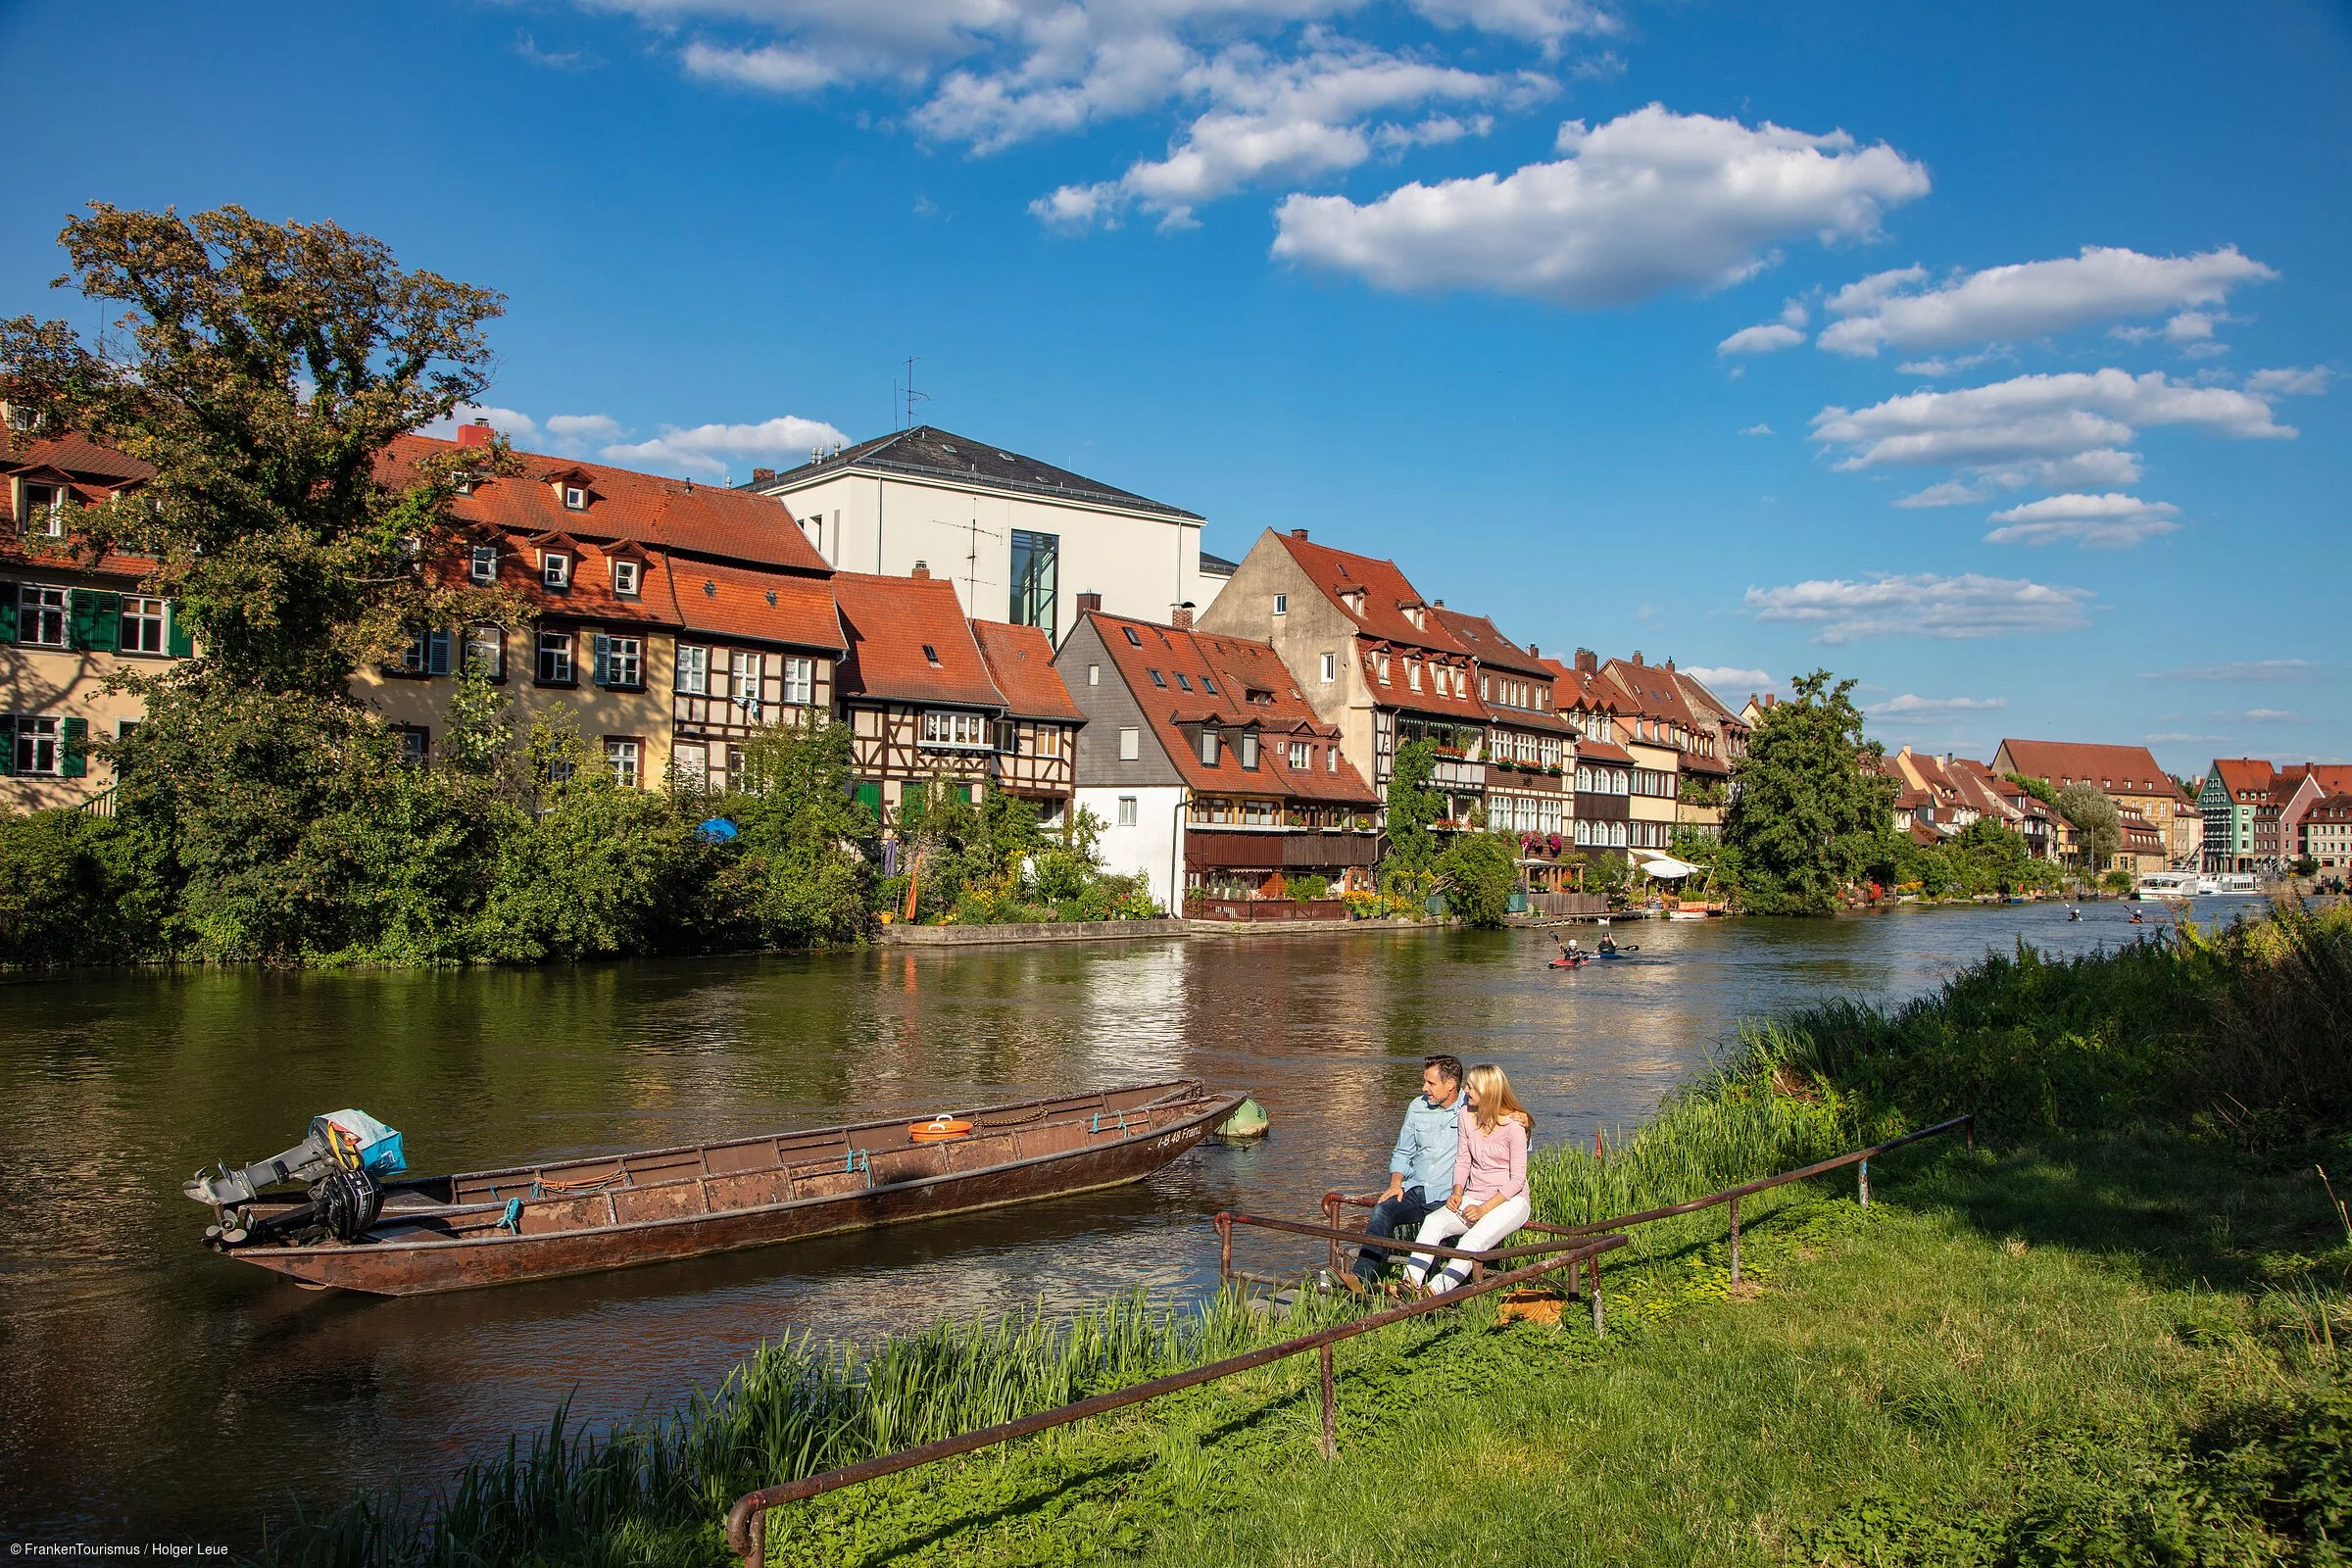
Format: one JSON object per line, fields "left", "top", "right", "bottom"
{"left": 1452, "top": 1114, "right": 1528, "bottom": 1205}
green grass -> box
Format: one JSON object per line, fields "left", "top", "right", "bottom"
{"left": 255, "top": 905, "right": 2352, "bottom": 1568}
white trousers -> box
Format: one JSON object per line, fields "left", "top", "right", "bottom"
{"left": 1403, "top": 1192, "right": 1533, "bottom": 1294}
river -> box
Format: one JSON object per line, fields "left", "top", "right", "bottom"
{"left": 0, "top": 900, "right": 2213, "bottom": 1547}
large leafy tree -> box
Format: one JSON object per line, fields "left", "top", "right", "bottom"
{"left": 0, "top": 205, "right": 521, "bottom": 957}
{"left": 2057, "top": 781, "right": 2124, "bottom": 871}
{"left": 1438, "top": 831, "right": 1518, "bottom": 928}
{"left": 1723, "top": 669, "right": 1897, "bottom": 914}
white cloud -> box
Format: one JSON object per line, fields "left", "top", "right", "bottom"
{"left": 1269, "top": 104, "right": 1929, "bottom": 306}
{"left": 1037, "top": 42, "right": 1547, "bottom": 229}
{"left": 602, "top": 415, "right": 853, "bottom": 478}
{"left": 1983, "top": 492, "right": 2182, "bottom": 548}
{"left": 1743, "top": 572, "right": 2094, "bottom": 643}
{"left": 1894, "top": 349, "right": 2003, "bottom": 377}
{"left": 2243, "top": 709, "right": 2299, "bottom": 722}
{"left": 1810, "top": 368, "right": 2294, "bottom": 497}
{"left": 1739, "top": 422, "right": 1774, "bottom": 436}
{"left": 2140, "top": 659, "right": 2313, "bottom": 682}
{"left": 2246, "top": 366, "right": 2331, "bottom": 397}
{"left": 1719, "top": 322, "right": 1803, "bottom": 356}
{"left": 1872, "top": 693, "right": 2007, "bottom": 717}
{"left": 1682, "top": 664, "right": 1773, "bottom": 693}
{"left": 1892, "top": 479, "right": 1986, "bottom": 508}
{"left": 681, "top": 40, "right": 843, "bottom": 93}
{"left": 1816, "top": 245, "right": 2276, "bottom": 357}
{"left": 1409, "top": 0, "right": 1617, "bottom": 47}
{"left": 544, "top": 414, "right": 624, "bottom": 441}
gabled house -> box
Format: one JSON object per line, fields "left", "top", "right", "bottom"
{"left": 2272, "top": 763, "right": 2352, "bottom": 866}
{"left": 1055, "top": 605, "right": 1380, "bottom": 911}
{"left": 2197, "top": 758, "right": 2278, "bottom": 872}
{"left": 1589, "top": 653, "right": 1686, "bottom": 853}
{"left": 2302, "top": 793, "right": 2352, "bottom": 868}
{"left": 1197, "top": 528, "right": 1493, "bottom": 826}
{"left": 745, "top": 423, "right": 1221, "bottom": 644}
{"left": 0, "top": 428, "right": 168, "bottom": 809}
{"left": 1540, "top": 652, "right": 1634, "bottom": 853}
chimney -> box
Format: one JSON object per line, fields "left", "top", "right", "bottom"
{"left": 1528, "top": 644, "right": 1539, "bottom": 657}
{"left": 752, "top": 466, "right": 775, "bottom": 485}
{"left": 1075, "top": 591, "right": 1102, "bottom": 613}
{"left": 455, "top": 418, "right": 494, "bottom": 449}
{"left": 911, "top": 561, "right": 930, "bottom": 580}
{"left": 1632, "top": 651, "right": 1644, "bottom": 665}
{"left": 1575, "top": 648, "right": 1596, "bottom": 674}
{"left": 1171, "top": 602, "right": 1195, "bottom": 629}
{"left": 1290, "top": 527, "right": 1308, "bottom": 539}
{"left": 1664, "top": 658, "right": 1675, "bottom": 672}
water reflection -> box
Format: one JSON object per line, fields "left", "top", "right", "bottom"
{"left": 0, "top": 900, "right": 2194, "bottom": 1544}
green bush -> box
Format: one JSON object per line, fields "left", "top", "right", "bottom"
{"left": 1438, "top": 832, "right": 1517, "bottom": 928}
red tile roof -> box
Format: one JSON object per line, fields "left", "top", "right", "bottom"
{"left": 1432, "top": 607, "right": 1549, "bottom": 678}
{"left": 385, "top": 434, "right": 830, "bottom": 575}
{"left": 677, "top": 560, "right": 845, "bottom": 651}
{"left": 1082, "top": 611, "right": 1380, "bottom": 804}
{"left": 1576, "top": 739, "right": 1636, "bottom": 765}
{"left": 1274, "top": 531, "right": 1467, "bottom": 656}
{"left": 0, "top": 430, "right": 156, "bottom": 485}
{"left": 831, "top": 571, "right": 1005, "bottom": 710}
{"left": 2209, "top": 757, "right": 2278, "bottom": 802}
{"left": 0, "top": 430, "right": 160, "bottom": 579}
{"left": 1996, "top": 739, "right": 2178, "bottom": 796}
{"left": 972, "top": 620, "right": 1084, "bottom": 722}
{"left": 1600, "top": 659, "right": 1701, "bottom": 728}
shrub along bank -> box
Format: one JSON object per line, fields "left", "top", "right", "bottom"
{"left": 0, "top": 699, "right": 1157, "bottom": 966}
{"left": 248, "top": 903, "right": 2352, "bottom": 1566}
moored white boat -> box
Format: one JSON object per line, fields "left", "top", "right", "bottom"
{"left": 2134, "top": 871, "right": 2200, "bottom": 900}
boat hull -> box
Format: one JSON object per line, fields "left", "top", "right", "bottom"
{"left": 217, "top": 1084, "right": 1240, "bottom": 1298}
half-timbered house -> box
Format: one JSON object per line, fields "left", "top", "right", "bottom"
{"left": 972, "top": 618, "right": 1083, "bottom": 824}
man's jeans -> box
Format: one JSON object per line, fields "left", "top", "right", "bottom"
{"left": 1353, "top": 1186, "right": 1441, "bottom": 1283}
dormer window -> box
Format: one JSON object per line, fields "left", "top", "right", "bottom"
{"left": 1200, "top": 727, "right": 1220, "bottom": 765}
{"left": 563, "top": 485, "right": 587, "bottom": 511}
{"left": 21, "top": 481, "right": 63, "bottom": 537}
{"left": 612, "top": 559, "right": 641, "bottom": 597}
{"left": 454, "top": 478, "right": 477, "bottom": 497}
{"left": 1240, "top": 731, "right": 1259, "bottom": 770}
{"left": 542, "top": 551, "right": 571, "bottom": 590}
{"left": 1407, "top": 662, "right": 1422, "bottom": 692}
{"left": 469, "top": 545, "right": 498, "bottom": 583}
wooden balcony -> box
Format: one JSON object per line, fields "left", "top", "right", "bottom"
{"left": 1185, "top": 828, "right": 1380, "bottom": 871}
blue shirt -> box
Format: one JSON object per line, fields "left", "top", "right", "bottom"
{"left": 1389, "top": 1090, "right": 1464, "bottom": 1200}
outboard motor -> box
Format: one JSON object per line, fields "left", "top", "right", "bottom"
{"left": 186, "top": 1110, "right": 406, "bottom": 1248}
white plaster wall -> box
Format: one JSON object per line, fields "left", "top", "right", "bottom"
{"left": 764, "top": 471, "right": 1220, "bottom": 640}
{"left": 1078, "top": 783, "right": 1187, "bottom": 912}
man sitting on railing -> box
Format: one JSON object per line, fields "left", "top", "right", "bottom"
{"left": 1348, "top": 1054, "right": 1465, "bottom": 1294}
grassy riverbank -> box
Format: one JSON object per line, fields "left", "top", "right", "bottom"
{"left": 256, "top": 905, "right": 2352, "bottom": 1568}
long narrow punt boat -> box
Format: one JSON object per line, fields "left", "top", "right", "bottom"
{"left": 202, "top": 1080, "right": 1242, "bottom": 1297}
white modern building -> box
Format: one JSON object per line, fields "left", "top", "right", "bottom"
{"left": 745, "top": 425, "right": 1228, "bottom": 649}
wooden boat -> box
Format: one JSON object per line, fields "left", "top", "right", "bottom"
{"left": 204, "top": 1079, "right": 1242, "bottom": 1298}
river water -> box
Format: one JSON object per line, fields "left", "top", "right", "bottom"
{"left": 0, "top": 900, "right": 2213, "bottom": 1547}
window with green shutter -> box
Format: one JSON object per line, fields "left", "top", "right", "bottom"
{"left": 166, "top": 602, "right": 194, "bottom": 658}
{"left": 0, "top": 715, "right": 13, "bottom": 774}
{"left": 70, "top": 590, "right": 121, "bottom": 652}
{"left": 853, "top": 781, "right": 882, "bottom": 817}
{"left": 61, "top": 716, "right": 88, "bottom": 778}
{"left": 0, "top": 583, "right": 15, "bottom": 643}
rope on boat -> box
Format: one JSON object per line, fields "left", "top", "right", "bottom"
{"left": 1089, "top": 1111, "right": 1131, "bottom": 1136}
{"left": 496, "top": 1198, "right": 523, "bottom": 1235}
{"left": 531, "top": 1170, "right": 627, "bottom": 1196}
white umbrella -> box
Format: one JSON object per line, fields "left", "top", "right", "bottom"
{"left": 1635, "top": 855, "right": 1700, "bottom": 880}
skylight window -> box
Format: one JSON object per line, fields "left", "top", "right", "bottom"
{"left": 1124, "top": 627, "right": 1143, "bottom": 647}
{"left": 1200, "top": 676, "right": 1217, "bottom": 695}
{"left": 921, "top": 644, "right": 940, "bottom": 666}
{"left": 1174, "top": 672, "right": 1193, "bottom": 692}
{"left": 1148, "top": 668, "right": 1167, "bottom": 688}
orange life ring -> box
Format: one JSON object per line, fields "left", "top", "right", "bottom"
{"left": 908, "top": 1116, "right": 973, "bottom": 1143}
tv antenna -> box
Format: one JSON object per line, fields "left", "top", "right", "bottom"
{"left": 894, "top": 357, "right": 930, "bottom": 431}
{"left": 936, "top": 508, "right": 1001, "bottom": 611}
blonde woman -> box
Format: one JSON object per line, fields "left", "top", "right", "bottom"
{"left": 1403, "top": 1063, "right": 1532, "bottom": 1296}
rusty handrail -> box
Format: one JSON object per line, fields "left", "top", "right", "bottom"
{"left": 724, "top": 1232, "right": 1627, "bottom": 1565}
{"left": 724, "top": 1111, "right": 1978, "bottom": 1563}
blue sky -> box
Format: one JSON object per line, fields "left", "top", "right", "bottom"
{"left": 5, "top": 0, "right": 2346, "bottom": 774}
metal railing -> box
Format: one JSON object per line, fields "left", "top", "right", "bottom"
{"left": 723, "top": 1111, "right": 1976, "bottom": 1566}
